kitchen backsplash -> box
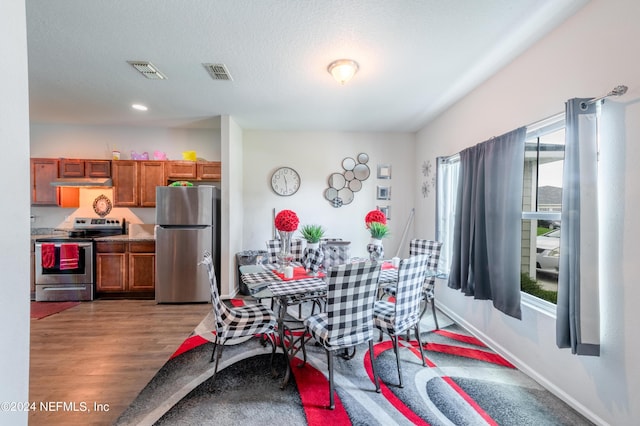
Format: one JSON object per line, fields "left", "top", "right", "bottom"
{"left": 31, "top": 187, "right": 156, "bottom": 230}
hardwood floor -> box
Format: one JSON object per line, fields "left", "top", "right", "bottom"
{"left": 29, "top": 300, "right": 211, "bottom": 425}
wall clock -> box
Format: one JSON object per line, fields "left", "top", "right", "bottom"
{"left": 271, "top": 167, "right": 300, "bottom": 196}
{"left": 93, "top": 194, "right": 112, "bottom": 217}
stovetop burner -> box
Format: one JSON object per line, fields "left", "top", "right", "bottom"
{"left": 35, "top": 217, "right": 125, "bottom": 243}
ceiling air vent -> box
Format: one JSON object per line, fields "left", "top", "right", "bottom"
{"left": 203, "top": 63, "right": 233, "bottom": 81}
{"left": 127, "top": 61, "right": 167, "bottom": 80}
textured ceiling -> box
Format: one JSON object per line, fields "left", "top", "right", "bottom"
{"left": 25, "top": 0, "right": 588, "bottom": 132}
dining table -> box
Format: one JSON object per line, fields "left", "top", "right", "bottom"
{"left": 238, "top": 260, "right": 404, "bottom": 388}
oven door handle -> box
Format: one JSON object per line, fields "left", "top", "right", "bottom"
{"left": 36, "top": 242, "right": 93, "bottom": 249}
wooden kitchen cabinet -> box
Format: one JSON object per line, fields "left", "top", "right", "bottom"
{"left": 166, "top": 160, "right": 221, "bottom": 181}
{"left": 129, "top": 242, "right": 156, "bottom": 291}
{"left": 96, "top": 242, "right": 127, "bottom": 292}
{"left": 112, "top": 161, "right": 138, "bottom": 207}
{"left": 31, "top": 158, "right": 59, "bottom": 205}
{"left": 112, "top": 160, "right": 165, "bottom": 207}
{"left": 198, "top": 161, "right": 221, "bottom": 180}
{"left": 166, "top": 161, "right": 197, "bottom": 179}
{"left": 139, "top": 161, "right": 166, "bottom": 207}
{"left": 96, "top": 240, "right": 155, "bottom": 296}
{"left": 59, "top": 159, "right": 111, "bottom": 178}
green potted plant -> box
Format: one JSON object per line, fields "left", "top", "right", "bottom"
{"left": 368, "top": 222, "right": 389, "bottom": 240}
{"left": 299, "top": 224, "right": 325, "bottom": 249}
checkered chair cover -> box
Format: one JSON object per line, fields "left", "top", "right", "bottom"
{"left": 382, "top": 239, "right": 442, "bottom": 327}
{"left": 201, "top": 251, "right": 277, "bottom": 382}
{"left": 304, "top": 261, "right": 382, "bottom": 409}
{"left": 302, "top": 247, "right": 324, "bottom": 274}
{"left": 374, "top": 254, "right": 430, "bottom": 387}
{"left": 321, "top": 241, "right": 351, "bottom": 270}
{"left": 266, "top": 238, "right": 304, "bottom": 263}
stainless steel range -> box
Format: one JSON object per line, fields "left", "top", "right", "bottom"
{"left": 34, "top": 217, "right": 124, "bottom": 302}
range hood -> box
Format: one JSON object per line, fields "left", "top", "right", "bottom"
{"left": 50, "top": 178, "right": 113, "bottom": 187}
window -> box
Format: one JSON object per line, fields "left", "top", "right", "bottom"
{"left": 521, "top": 114, "right": 565, "bottom": 303}
{"left": 436, "top": 114, "right": 565, "bottom": 304}
{"left": 436, "top": 156, "right": 459, "bottom": 275}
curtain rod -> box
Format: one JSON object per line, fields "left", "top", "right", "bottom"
{"left": 438, "top": 84, "right": 628, "bottom": 164}
{"left": 580, "top": 84, "right": 628, "bottom": 108}
{"left": 528, "top": 84, "right": 628, "bottom": 129}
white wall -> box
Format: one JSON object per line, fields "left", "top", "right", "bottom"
{"left": 416, "top": 1, "right": 640, "bottom": 424}
{"left": 241, "top": 130, "right": 416, "bottom": 260}
{"left": 1, "top": 0, "right": 30, "bottom": 423}
{"left": 220, "top": 116, "right": 244, "bottom": 297}
{"left": 30, "top": 123, "right": 221, "bottom": 161}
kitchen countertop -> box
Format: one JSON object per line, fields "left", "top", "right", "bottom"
{"left": 30, "top": 224, "right": 155, "bottom": 242}
{"left": 95, "top": 234, "right": 155, "bottom": 242}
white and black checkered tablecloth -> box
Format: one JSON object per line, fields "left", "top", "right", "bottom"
{"left": 268, "top": 278, "right": 326, "bottom": 297}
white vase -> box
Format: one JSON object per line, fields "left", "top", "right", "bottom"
{"left": 367, "top": 238, "right": 384, "bottom": 261}
{"left": 369, "top": 238, "right": 382, "bottom": 247}
{"left": 306, "top": 242, "right": 320, "bottom": 250}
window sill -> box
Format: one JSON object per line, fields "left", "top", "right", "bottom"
{"left": 521, "top": 292, "right": 556, "bottom": 318}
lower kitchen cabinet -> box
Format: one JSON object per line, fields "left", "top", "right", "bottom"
{"left": 96, "top": 240, "right": 155, "bottom": 297}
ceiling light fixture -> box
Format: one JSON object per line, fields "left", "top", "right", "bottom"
{"left": 131, "top": 104, "right": 148, "bottom": 111}
{"left": 327, "top": 59, "right": 359, "bottom": 85}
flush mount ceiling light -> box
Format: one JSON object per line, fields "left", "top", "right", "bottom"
{"left": 327, "top": 59, "right": 359, "bottom": 85}
{"left": 131, "top": 104, "right": 148, "bottom": 111}
{"left": 127, "top": 61, "right": 167, "bottom": 80}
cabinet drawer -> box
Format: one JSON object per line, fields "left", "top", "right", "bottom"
{"left": 129, "top": 241, "right": 155, "bottom": 253}
{"left": 96, "top": 242, "right": 126, "bottom": 253}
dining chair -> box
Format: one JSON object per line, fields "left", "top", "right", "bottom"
{"left": 266, "top": 238, "right": 304, "bottom": 263}
{"left": 303, "top": 261, "right": 382, "bottom": 410}
{"left": 374, "top": 254, "right": 431, "bottom": 388}
{"left": 321, "top": 240, "right": 351, "bottom": 270}
{"left": 200, "top": 250, "right": 278, "bottom": 386}
{"left": 382, "top": 239, "right": 443, "bottom": 329}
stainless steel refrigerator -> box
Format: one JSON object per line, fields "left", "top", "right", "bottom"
{"left": 155, "top": 185, "right": 220, "bottom": 303}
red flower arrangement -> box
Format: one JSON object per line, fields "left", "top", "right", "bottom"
{"left": 365, "top": 209, "right": 387, "bottom": 228}
{"left": 275, "top": 209, "right": 300, "bottom": 232}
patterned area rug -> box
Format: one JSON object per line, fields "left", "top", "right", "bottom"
{"left": 30, "top": 301, "right": 80, "bottom": 320}
{"left": 115, "top": 301, "right": 592, "bottom": 425}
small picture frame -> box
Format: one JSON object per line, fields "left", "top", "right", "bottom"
{"left": 377, "top": 205, "right": 391, "bottom": 220}
{"left": 377, "top": 185, "right": 391, "bottom": 200}
{"left": 377, "top": 164, "right": 392, "bottom": 179}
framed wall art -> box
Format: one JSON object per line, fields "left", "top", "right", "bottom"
{"left": 376, "top": 185, "right": 391, "bottom": 200}
{"left": 377, "top": 205, "right": 391, "bottom": 220}
{"left": 377, "top": 164, "right": 391, "bottom": 179}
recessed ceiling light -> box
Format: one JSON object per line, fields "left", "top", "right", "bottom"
{"left": 131, "top": 104, "right": 148, "bottom": 111}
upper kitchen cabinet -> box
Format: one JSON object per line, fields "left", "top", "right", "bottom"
{"left": 139, "top": 161, "right": 165, "bottom": 207}
{"left": 166, "top": 160, "right": 221, "bottom": 181}
{"left": 112, "top": 160, "right": 165, "bottom": 207}
{"left": 166, "top": 161, "right": 196, "bottom": 179}
{"left": 198, "top": 161, "right": 221, "bottom": 180}
{"left": 59, "top": 159, "right": 111, "bottom": 178}
{"left": 31, "top": 158, "right": 59, "bottom": 205}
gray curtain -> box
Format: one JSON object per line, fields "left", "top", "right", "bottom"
{"left": 448, "top": 127, "right": 526, "bottom": 319}
{"left": 556, "top": 98, "right": 600, "bottom": 356}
